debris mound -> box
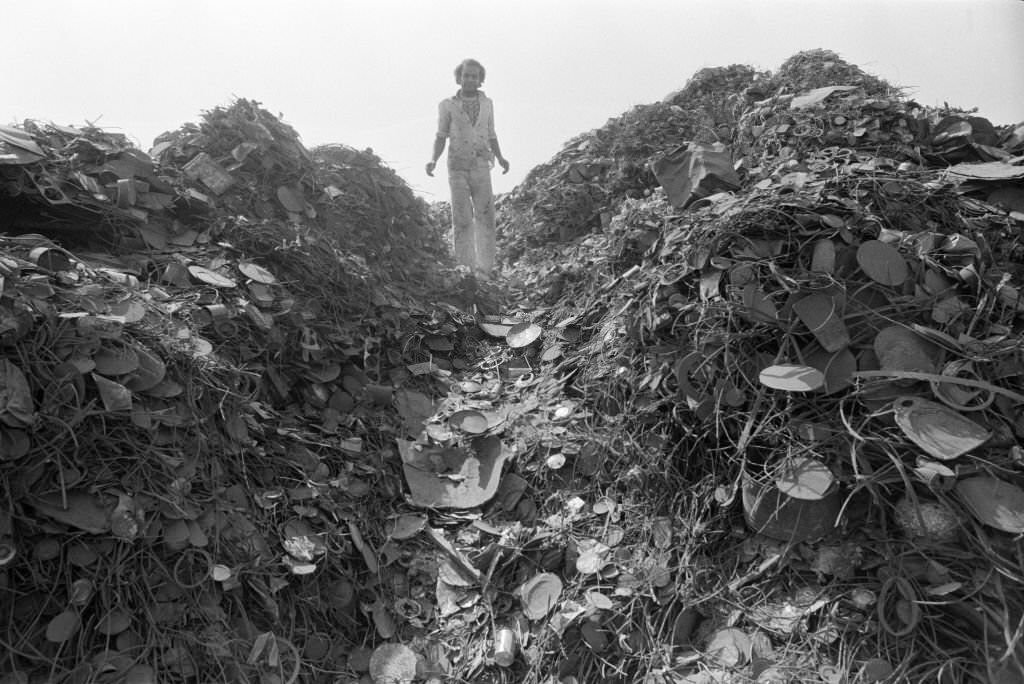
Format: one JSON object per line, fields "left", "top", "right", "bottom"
{"left": 150, "top": 98, "right": 447, "bottom": 284}
{"left": 0, "top": 99, "right": 473, "bottom": 683}
{"left": 498, "top": 63, "right": 760, "bottom": 251}
{"left": 487, "top": 49, "right": 1024, "bottom": 682}
{"left": 2, "top": 49, "right": 1024, "bottom": 684}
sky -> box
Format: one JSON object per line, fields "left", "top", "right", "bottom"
{"left": 4, "top": 0, "right": 1023, "bottom": 202}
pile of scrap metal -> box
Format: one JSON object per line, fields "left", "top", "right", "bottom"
{"left": 0, "top": 122, "right": 178, "bottom": 239}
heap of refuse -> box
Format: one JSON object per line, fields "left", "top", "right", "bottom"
{"left": 497, "top": 64, "right": 761, "bottom": 251}
{"left": 486, "top": 49, "right": 1024, "bottom": 683}
{"left": 3, "top": 50, "right": 1024, "bottom": 684}
{"left": 0, "top": 100, "right": 478, "bottom": 683}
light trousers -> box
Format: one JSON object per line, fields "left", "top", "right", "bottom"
{"left": 448, "top": 161, "right": 495, "bottom": 274}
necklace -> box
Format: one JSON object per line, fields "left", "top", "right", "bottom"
{"left": 460, "top": 95, "right": 480, "bottom": 124}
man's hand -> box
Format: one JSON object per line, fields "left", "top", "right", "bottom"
{"left": 498, "top": 157, "right": 510, "bottom": 174}
{"left": 425, "top": 161, "right": 437, "bottom": 177}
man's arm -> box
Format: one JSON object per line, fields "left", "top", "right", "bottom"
{"left": 427, "top": 101, "right": 450, "bottom": 176}
{"left": 490, "top": 137, "right": 509, "bottom": 174}
{"left": 426, "top": 135, "right": 446, "bottom": 176}
{"left": 487, "top": 101, "right": 509, "bottom": 174}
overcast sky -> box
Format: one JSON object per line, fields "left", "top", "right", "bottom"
{"left": 5, "top": 0, "right": 1023, "bottom": 201}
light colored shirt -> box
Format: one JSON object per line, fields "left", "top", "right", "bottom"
{"left": 437, "top": 91, "right": 496, "bottom": 170}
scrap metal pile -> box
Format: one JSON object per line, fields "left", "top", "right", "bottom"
{"left": 2, "top": 49, "right": 1024, "bottom": 684}
{"left": 0, "top": 100, "right": 474, "bottom": 683}
{"left": 487, "top": 50, "right": 1024, "bottom": 682}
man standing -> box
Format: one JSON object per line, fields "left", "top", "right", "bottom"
{"left": 426, "top": 58, "right": 509, "bottom": 279}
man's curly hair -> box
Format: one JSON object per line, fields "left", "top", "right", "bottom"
{"left": 454, "top": 58, "right": 485, "bottom": 84}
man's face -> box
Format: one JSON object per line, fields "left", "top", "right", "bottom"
{"left": 459, "top": 66, "right": 482, "bottom": 93}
